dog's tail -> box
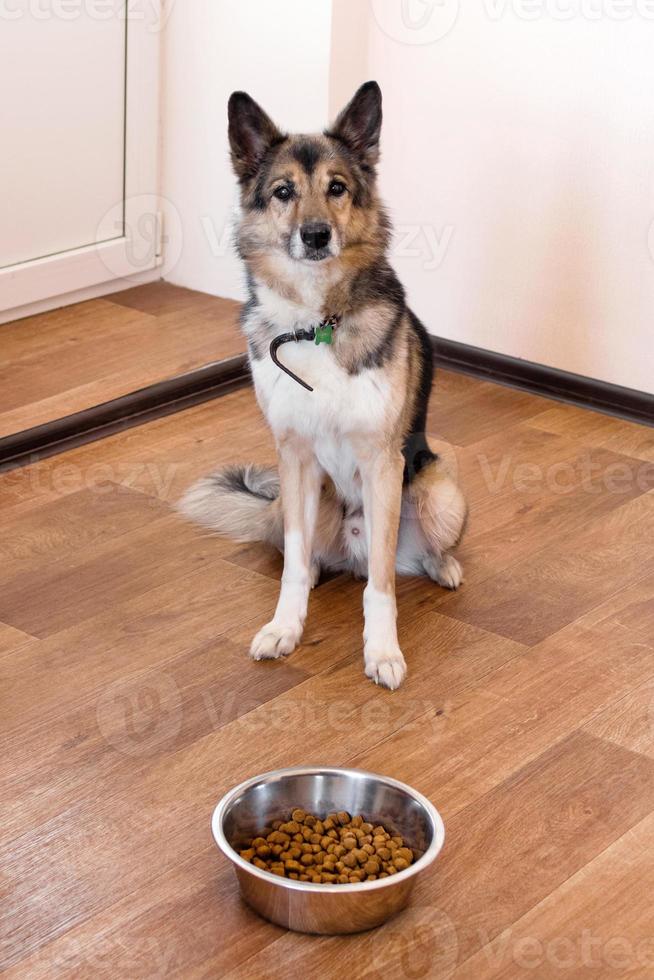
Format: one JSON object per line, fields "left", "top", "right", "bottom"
{"left": 177, "top": 464, "right": 283, "bottom": 546}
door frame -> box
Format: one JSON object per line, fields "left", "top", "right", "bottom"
{"left": 0, "top": 5, "right": 161, "bottom": 320}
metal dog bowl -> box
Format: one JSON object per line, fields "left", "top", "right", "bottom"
{"left": 211, "top": 766, "right": 445, "bottom": 934}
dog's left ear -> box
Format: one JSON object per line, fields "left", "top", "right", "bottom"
{"left": 329, "top": 81, "right": 382, "bottom": 167}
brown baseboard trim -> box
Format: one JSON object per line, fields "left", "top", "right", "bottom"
{"left": 2, "top": 336, "right": 650, "bottom": 472}
{"left": 432, "top": 337, "right": 653, "bottom": 426}
{"left": 0, "top": 354, "right": 250, "bottom": 471}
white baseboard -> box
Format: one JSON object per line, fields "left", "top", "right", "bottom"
{"left": 0, "top": 269, "right": 163, "bottom": 326}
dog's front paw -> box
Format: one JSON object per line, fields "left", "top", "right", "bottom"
{"left": 250, "top": 622, "right": 302, "bottom": 660}
{"left": 364, "top": 646, "right": 407, "bottom": 690}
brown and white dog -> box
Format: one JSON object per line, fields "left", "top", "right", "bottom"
{"left": 180, "top": 82, "right": 467, "bottom": 690}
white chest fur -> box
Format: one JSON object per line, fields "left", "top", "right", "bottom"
{"left": 252, "top": 344, "right": 391, "bottom": 504}
{"left": 249, "top": 285, "right": 394, "bottom": 507}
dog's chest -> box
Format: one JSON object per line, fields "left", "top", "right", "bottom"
{"left": 250, "top": 306, "right": 391, "bottom": 504}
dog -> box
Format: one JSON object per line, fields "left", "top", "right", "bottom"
{"left": 180, "top": 81, "right": 467, "bottom": 690}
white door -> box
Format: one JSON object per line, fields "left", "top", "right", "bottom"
{"left": 0, "top": 1, "right": 161, "bottom": 318}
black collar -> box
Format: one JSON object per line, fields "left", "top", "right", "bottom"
{"left": 269, "top": 314, "right": 339, "bottom": 392}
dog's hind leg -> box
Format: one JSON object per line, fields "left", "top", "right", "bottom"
{"left": 406, "top": 456, "right": 467, "bottom": 588}
{"left": 396, "top": 502, "right": 464, "bottom": 587}
{"left": 422, "top": 551, "right": 464, "bottom": 589}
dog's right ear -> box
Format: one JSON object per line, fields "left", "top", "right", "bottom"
{"left": 228, "top": 92, "right": 283, "bottom": 181}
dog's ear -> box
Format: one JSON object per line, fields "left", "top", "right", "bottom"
{"left": 228, "top": 92, "right": 283, "bottom": 180}
{"left": 329, "top": 81, "right": 382, "bottom": 168}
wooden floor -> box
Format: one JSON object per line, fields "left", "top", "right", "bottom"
{"left": 2, "top": 363, "right": 653, "bottom": 977}
{"left": 0, "top": 283, "right": 243, "bottom": 438}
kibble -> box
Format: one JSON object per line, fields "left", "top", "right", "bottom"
{"left": 237, "top": 809, "right": 415, "bottom": 884}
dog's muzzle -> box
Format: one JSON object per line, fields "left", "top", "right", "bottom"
{"left": 300, "top": 221, "right": 332, "bottom": 259}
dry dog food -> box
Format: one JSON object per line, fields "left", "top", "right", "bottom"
{"left": 238, "top": 809, "right": 416, "bottom": 884}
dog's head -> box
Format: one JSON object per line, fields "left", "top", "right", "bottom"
{"left": 228, "top": 82, "right": 386, "bottom": 268}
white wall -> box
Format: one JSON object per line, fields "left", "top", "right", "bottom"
{"left": 339, "top": 0, "right": 654, "bottom": 393}
{"left": 162, "top": 0, "right": 332, "bottom": 302}
{"left": 163, "top": 1, "right": 654, "bottom": 394}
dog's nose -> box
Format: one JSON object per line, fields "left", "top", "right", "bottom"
{"left": 300, "top": 222, "right": 332, "bottom": 250}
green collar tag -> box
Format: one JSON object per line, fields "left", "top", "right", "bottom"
{"left": 314, "top": 315, "right": 337, "bottom": 345}
{"left": 314, "top": 321, "right": 333, "bottom": 345}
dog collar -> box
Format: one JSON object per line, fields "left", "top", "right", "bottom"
{"left": 269, "top": 314, "right": 340, "bottom": 392}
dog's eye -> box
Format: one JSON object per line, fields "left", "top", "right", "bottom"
{"left": 328, "top": 180, "right": 347, "bottom": 197}
{"left": 273, "top": 185, "right": 292, "bottom": 202}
